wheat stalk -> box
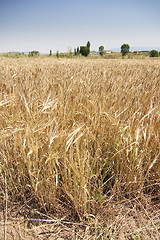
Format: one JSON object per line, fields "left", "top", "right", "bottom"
{"left": 4, "top": 171, "right": 8, "bottom": 240}
{"left": 0, "top": 57, "right": 159, "bottom": 229}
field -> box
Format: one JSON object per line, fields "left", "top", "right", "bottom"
{"left": 0, "top": 57, "right": 160, "bottom": 239}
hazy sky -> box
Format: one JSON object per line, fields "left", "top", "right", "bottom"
{"left": 0, "top": 0, "right": 160, "bottom": 53}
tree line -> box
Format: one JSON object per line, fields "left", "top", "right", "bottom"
{"left": 60, "top": 42, "right": 160, "bottom": 57}
{"left": 2, "top": 43, "right": 160, "bottom": 58}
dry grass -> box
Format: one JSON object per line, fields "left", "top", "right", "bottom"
{"left": 0, "top": 57, "right": 160, "bottom": 239}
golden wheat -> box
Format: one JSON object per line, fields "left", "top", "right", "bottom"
{"left": 0, "top": 57, "right": 160, "bottom": 237}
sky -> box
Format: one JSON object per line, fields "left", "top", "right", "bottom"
{"left": 0, "top": 0, "right": 160, "bottom": 53}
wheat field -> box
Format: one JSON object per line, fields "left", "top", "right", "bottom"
{"left": 0, "top": 57, "right": 160, "bottom": 239}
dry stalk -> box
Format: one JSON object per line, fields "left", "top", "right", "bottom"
{"left": 0, "top": 57, "right": 160, "bottom": 239}
{"left": 4, "top": 171, "right": 7, "bottom": 240}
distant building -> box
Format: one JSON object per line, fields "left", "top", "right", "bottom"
{"left": 133, "top": 51, "right": 139, "bottom": 54}
{"left": 104, "top": 50, "right": 113, "bottom": 54}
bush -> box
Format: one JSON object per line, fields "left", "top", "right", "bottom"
{"left": 149, "top": 49, "right": 159, "bottom": 57}
{"left": 2, "top": 52, "right": 21, "bottom": 58}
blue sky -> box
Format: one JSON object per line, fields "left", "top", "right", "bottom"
{"left": 0, "top": 0, "right": 160, "bottom": 53}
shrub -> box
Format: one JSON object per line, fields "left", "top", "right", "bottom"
{"left": 2, "top": 52, "right": 21, "bottom": 58}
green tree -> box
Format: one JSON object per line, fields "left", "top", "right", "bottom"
{"left": 149, "top": 49, "right": 159, "bottom": 57}
{"left": 74, "top": 48, "right": 77, "bottom": 56}
{"left": 56, "top": 50, "right": 60, "bottom": 58}
{"left": 49, "top": 50, "right": 52, "bottom": 56}
{"left": 28, "top": 51, "right": 39, "bottom": 57}
{"left": 121, "top": 44, "right": 130, "bottom": 56}
{"left": 80, "top": 46, "right": 89, "bottom": 56}
{"left": 99, "top": 46, "right": 104, "bottom": 56}
{"left": 87, "top": 41, "right": 90, "bottom": 53}
{"left": 77, "top": 47, "right": 80, "bottom": 54}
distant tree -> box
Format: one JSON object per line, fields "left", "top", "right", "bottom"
{"left": 80, "top": 46, "right": 89, "bottom": 56}
{"left": 74, "top": 47, "right": 80, "bottom": 56}
{"left": 29, "top": 51, "right": 39, "bottom": 57}
{"left": 49, "top": 50, "right": 52, "bottom": 56}
{"left": 121, "top": 44, "right": 130, "bottom": 56}
{"left": 87, "top": 41, "right": 91, "bottom": 53}
{"left": 99, "top": 46, "right": 105, "bottom": 56}
{"left": 77, "top": 47, "right": 80, "bottom": 53}
{"left": 56, "top": 50, "right": 60, "bottom": 58}
{"left": 149, "top": 49, "right": 159, "bottom": 57}
{"left": 74, "top": 48, "right": 77, "bottom": 56}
